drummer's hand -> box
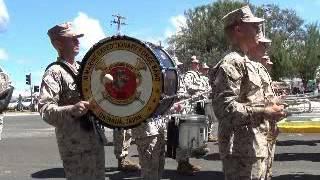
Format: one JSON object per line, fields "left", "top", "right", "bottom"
{"left": 174, "top": 104, "right": 183, "bottom": 113}
{"left": 264, "top": 104, "right": 286, "bottom": 122}
{"left": 71, "top": 101, "right": 90, "bottom": 118}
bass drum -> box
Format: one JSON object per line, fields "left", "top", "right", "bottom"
{"left": 80, "top": 35, "right": 177, "bottom": 128}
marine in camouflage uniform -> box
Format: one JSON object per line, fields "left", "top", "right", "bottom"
{"left": 175, "top": 56, "right": 203, "bottom": 176}
{"left": 113, "top": 128, "right": 140, "bottom": 171}
{"left": 0, "top": 67, "right": 14, "bottom": 140}
{"left": 38, "top": 22, "right": 105, "bottom": 180}
{"left": 131, "top": 117, "right": 166, "bottom": 180}
{"left": 211, "top": 6, "right": 285, "bottom": 180}
{"left": 200, "top": 62, "right": 217, "bottom": 142}
{"left": 257, "top": 57, "right": 278, "bottom": 180}
{"left": 315, "top": 66, "right": 320, "bottom": 91}
{"left": 249, "top": 33, "right": 279, "bottom": 180}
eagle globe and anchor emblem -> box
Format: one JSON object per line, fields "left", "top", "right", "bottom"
{"left": 80, "top": 36, "right": 167, "bottom": 128}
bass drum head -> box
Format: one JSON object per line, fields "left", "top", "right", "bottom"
{"left": 80, "top": 36, "right": 163, "bottom": 129}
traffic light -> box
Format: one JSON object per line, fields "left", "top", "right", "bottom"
{"left": 26, "top": 74, "right": 31, "bottom": 85}
{"left": 34, "top": 85, "right": 39, "bottom": 92}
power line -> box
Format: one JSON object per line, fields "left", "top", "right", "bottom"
{"left": 111, "top": 14, "right": 127, "bottom": 35}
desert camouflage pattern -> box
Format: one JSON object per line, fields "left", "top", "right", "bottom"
{"left": 113, "top": 129, "right": 132, "bottom": 159}
{"left": 38, "top": 58, "right": 105, "bottom": 180}
{"left": 255, "top": 61, "right": 279, "bottom": 180}
{"left": 131, "top": 117, "right": 166, "bottom": 180}
{"left": 315, "top": 66, "right": 320, "bottom": 84}
{"left": 211, "top": 51, "right": 269, "bottom": 158}
{"left": 0, "top": 113, "right": 3, "bottom": 140}
{"left": 183, "top": 70, "right": 205, "bottom": 96}
{"left": 223, "top": 156, "right": 267, "bottom": 180}
{"left": 210, "top": 51, "right": 270, "bottom": 180}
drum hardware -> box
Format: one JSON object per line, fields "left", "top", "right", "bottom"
{"left": 177, "top": 115, "right": 208, "bottom": 150}
{"left": 173, "top": 90, "right": 211, "bottom": 106}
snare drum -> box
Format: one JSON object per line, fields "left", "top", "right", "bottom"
{"left": 178, "top": 114, "right": 208, "bottom": 150}
{"left": 80, "top": 35, "right": 178, "bottom": 128}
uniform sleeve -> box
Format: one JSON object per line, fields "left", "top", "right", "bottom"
{"left": 212, "top": 64, "right": 264, "bottom": 127}
{"left": 38, "top": 68, "right": 73, "bottom": 127}
{"left": 316, "top": 67, "right": 320, "bottom": 83}
{"left": 184, "top": 72, "right": 201, "bottom": 94}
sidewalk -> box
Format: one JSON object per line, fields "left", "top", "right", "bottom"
{"left": 278, "top": 116, "right": 320, "bottom": 133}
{"left": 4, "top": 111, "right": 40, "bottom": 116}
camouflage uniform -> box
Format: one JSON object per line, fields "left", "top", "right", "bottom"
{"left": 211, "top": 52, "right": 269, "bottom": 180}
{"left": 256, "top": 62, "right": 278, "bottom": 180}
{"left": 132, "top": 117, "right": 166, "bottom": 180}
{"left": 315, "top": 66, "right": 320, "bottom": 90}
{"left": 184, "top": 70, "right": 204, "bottom": 97}
{"left": 175, "top": 70, "right": 204, "bottom": 162}
{"left": 113, "top": 128, "right": 132, "bottom": 160}
{"left": 0, "top": 113, "right": 3, "bottom": 140}
{"left": 200, "top": 74, "right": 217, "bottom": 139}
{"left": 38, "top": 58, "right": 105, "bottom": 180}
{"left": 0, "top": 67, "right": 14, "bottom": 140}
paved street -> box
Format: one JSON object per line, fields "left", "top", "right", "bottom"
{"left": 1, "top": 113, "right": 320, "bottom": 180}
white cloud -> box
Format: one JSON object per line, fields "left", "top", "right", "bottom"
{"left": 0, "top": 0, "right": 9, "bottom": 32}
{"left": 0, "top": 48, "right": 8, "bottom": 60}
{"left": 133, "top": 14, "right": 187, "bottom": 48}
{"left": 165, "top": 15, "right": 187, "bottom": 38}
{"left": 72, "top": 12, "right": 106, "bottom": 51}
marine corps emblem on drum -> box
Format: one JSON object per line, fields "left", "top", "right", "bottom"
{"left": 80, "top": 36, "right": 177, "bottom": 128}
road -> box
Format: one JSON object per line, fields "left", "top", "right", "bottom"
{"left": 1, "top": 113, "right": 320, "bottom": 180}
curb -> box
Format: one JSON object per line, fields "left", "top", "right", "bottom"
{"left": 278, "top": 119, "right": 320, "bottom": 133}
{"left": 4, "top": 112, "right": 40, "bottom": 116}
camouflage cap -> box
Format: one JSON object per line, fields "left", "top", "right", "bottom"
{"left": 202, "top": 63, "right": 209, "bottom": 69}
{"left": 191, "top": 55, "right": 199, "bottom": 63}
{"left": 262, "top": 55, "right": 273, "bottom": 64}
{"left": 257, "top": 31, "right": 272, "bottom": 43}
{"left": 222, "top": 5, "right": 264, "bottom": 28}
{"left": 47, "top": 22, "right": 84, "bottom": 40}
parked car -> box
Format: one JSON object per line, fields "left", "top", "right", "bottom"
{"left": 21, "top": 98, "right": 32, "bottom": 110}
{"left": 7, "top": 99, "right": 18, "bottom": 111}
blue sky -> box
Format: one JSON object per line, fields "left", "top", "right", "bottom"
{"left": 0, "top": 0, "right": 319, "bottom": 97}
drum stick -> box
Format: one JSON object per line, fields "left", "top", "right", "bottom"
{"left": 173, "top": 90, "right": 211, "bottom": 105}
{"left": 87, "top": 73, "right": 113, "bottom": 103}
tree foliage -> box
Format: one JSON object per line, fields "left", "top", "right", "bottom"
{"left": 166, "top": 0, "right": 320, "bottom": 85}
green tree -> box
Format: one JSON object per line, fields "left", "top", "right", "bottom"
{"left": 166, "top": 0, "right": 246, "bottom": 69}
{"left": 255, "top": 4, "right": 305, "bottom": 80}
{"left": 292, "top": 23, "right": 320, "bottom": 87}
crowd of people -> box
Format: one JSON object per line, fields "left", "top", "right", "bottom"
{"left": 0, "top": 5, "right": 290, "bottom": 180}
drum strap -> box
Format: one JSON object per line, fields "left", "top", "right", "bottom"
{"left": 44, "top": 61, "right": 99, "bottom": 132}
{"left": 45, "top": 61, "right": 80, "bottom": 87}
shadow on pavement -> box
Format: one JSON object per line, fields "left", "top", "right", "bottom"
{"left": 105, "top": 167, "right": 140, "bottom": 180}
{"left": 105, "top": 169, "right": 223, "bottom": 180}
{"left": 275, "top": 153, "right": 320, "bottom": 162}
{"left": 273, "top": 174, "right": 320, "bottom": 180}
{"left": 277, "top": 140, "right": 320, "bottom": 146}
{"left": 203, "top": 153, "right": 221, "bottom": 161}
{"left": 162, "top": 170, "right": 223, "bottom": 180}
{"left": 31, "top": 168, "right": 65, "bottom": 178}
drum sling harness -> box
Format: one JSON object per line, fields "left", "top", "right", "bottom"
{"left": 45, "top": 61, "right": 105, "bottom": 140}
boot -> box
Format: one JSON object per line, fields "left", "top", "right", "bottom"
{"left": 192, "top": 147, "right": 210, "bottom": 157}
{"left": 208, "top": 134, "right": 218, "bottom": 142}
{"left": 118, "top": 158, "right": 140, "bottom": 172}
{"left": 177, "top": 161, "right": 201, "bottom": 176}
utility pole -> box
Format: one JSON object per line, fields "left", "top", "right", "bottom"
{"left": 111, "top": 14, "right": 127, "bottom": 35}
